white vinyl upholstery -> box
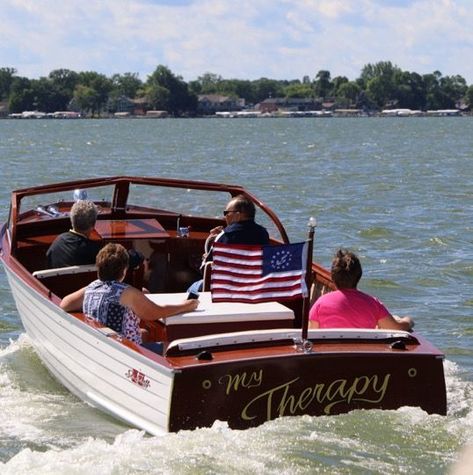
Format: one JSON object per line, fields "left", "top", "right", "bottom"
{"left": 32, "top": 264, "right": 97, "bottom": 279}
{"left": 146, "top": 291, "right": 295, "bottom": 325}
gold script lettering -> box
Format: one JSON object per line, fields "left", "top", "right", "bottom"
{"left": 322, "top": 374, "right": 391, "bottom": 414}
{"left": 241, "top": 377, "right": 300, "bottom": 421}
{"left": 240, "top": 373, "right": 392, "bottom": 422}
{"left": 218, "top": 370, "right": 263, "bottom": 395}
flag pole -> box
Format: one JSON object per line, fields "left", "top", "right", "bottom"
{"left": 301, "top": 217, "right": 316, "bottom": 340}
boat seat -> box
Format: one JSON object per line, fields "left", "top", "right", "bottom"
{"left": 165, "top": 328, "right": 418, "bottom": 356}
{"left": 143, "top": 291, "right": 295, "bottom": 342}
{"left": 166, "top": 328, "right": 299, "bottom": 355}
{"left": 33, "top": 264, "right": 97, "bottom": 279}
{"left": 33, "top": 262, "right": 144, "bottom": 294}
{"left": 200, "top": 259, "right": 305, "bottom": 327}
{"left": 33, "top": 264, "right": 97, "bottom": 298}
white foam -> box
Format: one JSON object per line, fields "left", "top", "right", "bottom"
{"left": 0, "top": 335, "right": 120, "bottom": 448}
{"left": 0, "top": 340, "right": 472, "bottom": 474}
{"left": 0, "top": 333, "right": 33, "bottom": 357}
{"left": 444, "top": 360, "right": 472, "bottom": 412}
{"left": 0, "top": 355, "right": 56, "bottom": 442}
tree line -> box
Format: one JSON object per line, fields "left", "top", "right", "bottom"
{"left": 1, "top": 61, "right": 472, "bottom": 117}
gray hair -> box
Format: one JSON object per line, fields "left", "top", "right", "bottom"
{"left": 70, "top": 200, "right": 97, "bottom": 233}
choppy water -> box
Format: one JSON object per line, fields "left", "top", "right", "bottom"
{"left": 0, "top": 117, "right": 472, "bottom": 474}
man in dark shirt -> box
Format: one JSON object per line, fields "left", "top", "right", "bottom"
{"left": 188, "top": 194, "right": 269, "bottom": 293}
{"left": 208, "top": 194, "right": 269, "bottom": 247}
{"left": 47, "top": 200, "right": 102, "bottom": 268}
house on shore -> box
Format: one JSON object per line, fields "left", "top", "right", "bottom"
{"left": 145, "top": 110, "right": 168, "bottom": 118}
{"left": 256, "top": 97, "right": 321, "bottom": 114}
{"left": 197, "top": 94, "right": 244, "bottom": 115}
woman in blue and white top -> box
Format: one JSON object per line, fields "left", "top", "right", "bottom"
{"left": 60, "top": 243, "right": 198, "bottom": 344}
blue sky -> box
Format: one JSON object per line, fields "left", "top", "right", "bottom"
{"left": 1, "top": 0, "right": 472, "bottom": 84}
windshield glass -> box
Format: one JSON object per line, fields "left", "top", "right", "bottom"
{"left": 18, "top": 185, "right": 114, "bottom": 219}
{"left": 127, "top": 183, "right": 283, "bottom": 241}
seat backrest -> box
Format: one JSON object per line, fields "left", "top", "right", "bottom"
{"left": 33, "top": 264, "right": 97, "bottom": 298}
{"left": 33, "top": 264, "right": 97, "bottom": 279}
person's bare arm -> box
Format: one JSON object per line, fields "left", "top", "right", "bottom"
{"left": 377, "top": 314, "right": 414, "bottom": 331}
{"left": 60, "top": 287, "right": 86, "bottom": 312}
{"left": 120, "top": 287, "right": 199, "bottom": 321}
{"left": 309, "top": 320, "right": 320, "bottom": 329}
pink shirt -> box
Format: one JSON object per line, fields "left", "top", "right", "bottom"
{"left": 309, "top": 289, "right": 391, "bottom": 329}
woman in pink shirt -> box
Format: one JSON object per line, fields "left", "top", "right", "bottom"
{"left": 309, "top": 249, "right": 413, "bottom": 331}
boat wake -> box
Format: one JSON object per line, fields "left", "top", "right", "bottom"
{"left": 444, "top": 359, "right": 473, "bottom": 444}
{"left": 1, "top": 335, "right": 472, "bottom": 473}
{"left": 0, "top": 332, "right": 32, "bottom": 357}
{"left": 0, "top": 334, "right": 127, "bottom": 462}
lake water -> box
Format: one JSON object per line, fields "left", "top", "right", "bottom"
{"left": 0, "top": 117, "right": 472, "bottom": 474}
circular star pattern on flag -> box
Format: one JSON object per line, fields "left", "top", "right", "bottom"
{"left": 270, "top": 249, "right": 292, "bottom": 270}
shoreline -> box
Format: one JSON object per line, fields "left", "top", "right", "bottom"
{"left": 1, "top": 111, "right": 471, "bottom": 120}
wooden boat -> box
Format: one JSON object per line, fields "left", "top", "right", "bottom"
{"left": 0, "top": 176, "right": 447, "bottom": 433}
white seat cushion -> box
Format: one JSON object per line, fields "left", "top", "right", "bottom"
{"left": 146, "top": 292, "right": 294, "bottom": 325}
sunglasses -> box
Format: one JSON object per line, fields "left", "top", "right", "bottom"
{"left": 223, "top": 209, "right": 239, "bottom": 216}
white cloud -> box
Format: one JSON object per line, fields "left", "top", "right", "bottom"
{"left": 0, "top": 0, "right": 472, "bottom": 83}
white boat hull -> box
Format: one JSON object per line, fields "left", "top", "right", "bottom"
{"left": 4, "top": 265, "right": 175, "bottom": 435}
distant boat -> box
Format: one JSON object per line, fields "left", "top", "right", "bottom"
{"left": 51, "top": 111, "right": 81, "bottom": 119}
{"left": 8, "top": 110, "right": 81, "bottom": 119}
{"left": 381, "top": 108, "right": 421, "bottom": 116}
{"left": 21, "top": 110, "right": 47, "bottom": 119}
{"left": 381, "top": 108, "right": 460, "bottom": 117}
{"left": 0, "top": 176, "right": 447, "bottom": 433}
{"left": 427, "top": 109, "right": 460, "bottom": 116}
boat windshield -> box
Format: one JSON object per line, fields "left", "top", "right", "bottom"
{"left": 127, "top": 183, "right": 284, "bottom": 241}
{"left": 18, "top": 185, "right": 114, "bottom": 219}
{"left": 12, "top": 180, "right": 285, "bottom": 242}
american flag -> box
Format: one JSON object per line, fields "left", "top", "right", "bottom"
{"left": 210, "top": 241, "right": 309, "bottom": 303}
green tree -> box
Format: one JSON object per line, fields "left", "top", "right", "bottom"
{"left": 361, "top": 61, "right": 402, "bottom": 108}
{"left": 0, "top": 67, "right": 16, "bottom": 100}
{"left": 366, "top": 77, "right": 388, "bottom": 108}
{"left": 191, "top": 72, "right": 222, "bottom": 94}
{"left": 252, "top": 78, "right": 284, "bottom": 103}
{"left": 47, "top": 69, "right": 80, "bottom": 111}
{"left": 143, "top": 83, "right": 170, "bottom": 110}
{"left": 314, "top": 70, "right": 332, "bottom": 98}
{"left": 49, "top": 69, "right": 79, "bottom": 95}
{"left": 29, "top": 77, "right": 59, "bottom": 112}
{"left": 466, "top": 85, "right": 473, "bottom": 108}
{"left": 359, "top": 61, "right": 396, "bottom": 86}
{"left": 336, "top": 81, "right": 361, "bottom": 107}
{"left": 146, "top": 65, "right": 197, "bottom": 116}
{"left": 107, "top": 73, "right": 143, "bottom": 113}
{"left": 76, "top": 71, "right": 113, "bottom": 116}
{"left": 187, "top": 80, "right": 202, "bottom": 96}
{"left": 391, "top": 71, "right": 426, "bottom": 109}
{"left": 8, "top": 76, "right": 33, "bottom": 112}
{"left": 219, "top": 79, "right": 254, "bottom": 103}
{"left": 331, "top": 76, "right": 349, "bottom": 97}
{"left": 111, "top": 72, "right": 142, "bottom": 98}
{"left": 439, "top": 74, "right": 467, "bottom": 105}
{"left": 9, "top": 71, "right": 79, "bottom": 112}
{"left": 423, "top": 71, "right": 454, "bottom": 109}
{"left": 72, "top": 84, "right": 99, "bottom": 115}
{"left": 284, "top": 82, "right": 313, "bottom": 98}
